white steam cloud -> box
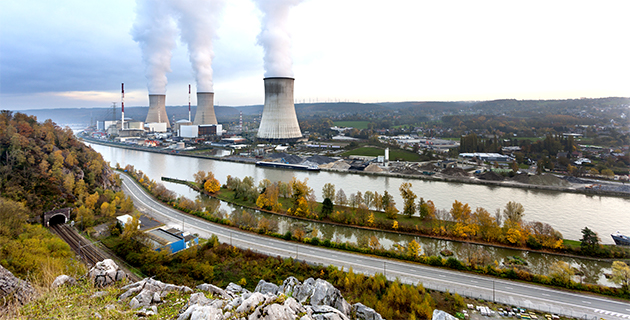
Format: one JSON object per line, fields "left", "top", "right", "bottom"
{"left": 255, "top": 0, "right": 303, "bottom": 78}
{"left": 171, "top": 0, "right": 225, "bottom": 92}
{"left": 131, "top": 0, "right": 178, "bottom": 94}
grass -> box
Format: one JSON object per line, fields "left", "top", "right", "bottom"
{"left": 333, "top": 121, "right": 370, "bottom": 129}
{"left": 341, "top": 146, "right": 422, "bottom": 162}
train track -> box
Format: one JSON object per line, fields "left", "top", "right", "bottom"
{"left": 50, "top": 224, "right": 108, "bottom": 266}
{"left": 49, "top": 224, "right": 142, "bottom": 282}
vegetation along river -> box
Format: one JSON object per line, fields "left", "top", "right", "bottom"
{"left": 87, "top": 143, "right": 628, "bottom": 286}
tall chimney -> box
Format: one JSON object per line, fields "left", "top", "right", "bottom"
{"left": 145, "top": 94, "right": 171, "bottom": 128}
{"left": 256, "top": 77, "right": 301, "bottom": 142}
{"left": 193, "top": 92, "right": 217, "bottom": 125}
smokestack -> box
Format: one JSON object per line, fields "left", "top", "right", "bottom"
{"left": 145, "top": 94, "right": 171, "bottom": 128}
{"left": 193, "top": 92, "right": 217, "bottom": 125}
{"left": 188, "top": 84, "right": 191, "bottom": 122}
{"left": 256, "top": 77, "right": 301, "bottom": 142}
{"left": 121, "top": 83, "right": 125, "bottom": 129}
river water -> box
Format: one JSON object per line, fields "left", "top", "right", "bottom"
{"left": 86, "top": 143, "right": 628, "bottom": 286}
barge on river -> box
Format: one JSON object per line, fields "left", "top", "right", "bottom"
{"left": 611, "top": 231, "right": 630, "bottom": 246}
{"left": 255, "top": 161, "right": 320, "bottom": 172}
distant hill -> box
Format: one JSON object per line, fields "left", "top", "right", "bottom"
{"left": 15, "top": 97, "right": 629, "bottom": 128}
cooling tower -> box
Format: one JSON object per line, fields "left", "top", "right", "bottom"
{"left": 256, "top": 77, "right": 302, "bottom": 142}
{"left": 193, "top": 92, "right": 218, "bottom": 125}
{"left": 145, "top": 94, "right": 171, "bottom": 128}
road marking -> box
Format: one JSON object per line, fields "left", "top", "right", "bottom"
{"left": 582, "top": 301, "right": 591, "bottom": 304}
{"left": 542, "top": 293, "right": 550, "bottom": 297}
{"left": 439, "top": 274, "right": 446, "bottom": 278}
{"left": 470, "top": 280, "right": 478, "bottom": 283}
{"left": 505, "top": 286, "right": 513, "bottom": 290}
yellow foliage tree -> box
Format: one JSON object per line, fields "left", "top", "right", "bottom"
{"left": 392, "top": 220, "right": 399, "bottom": 230}
{"left": 408, "top": 239, "right": 421, "bottom": 257}
{"left": 204, "top": 175, "right": 220, "bottom": 193}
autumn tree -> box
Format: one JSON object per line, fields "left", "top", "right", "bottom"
{"left": 335, "top": 189, "right": 348, "bottom": 207}
{"left": 399, "top": 182, "right": 417, "bottom": 218}
{"left": 549, "top": 261, "right": 574, "bottom": 284}
{"left": 503, "top": 201, "right": 525, "bottom": 227}
{"left": 256, "top": 182, "right": 281, "bottom": 211}
{"left": 204, "top": 174, "right": 221, "bottom": 193}
{"left": 408, "top": 239, "right": 421, "bottom": 257}
{"left": 611, "top": 261, "right": 630, "bottom": 290}
{"left": 363, "top": 191, "right": 374, "bottom": 209}
{"left": 322, "top": 183, "right": 336, "bottom": 203}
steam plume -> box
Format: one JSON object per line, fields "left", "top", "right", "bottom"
{"left": 171, "top": 0, "right": 226, "bottom": 92}
{"left": 254, "top": 0, "right": 303, "bottom": 78}
{"left": 131, "top": 0, "right": 178, "bottom": 94}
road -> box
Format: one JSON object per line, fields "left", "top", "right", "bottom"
{"left": 120, "top": 174, "right": 630, "bottom": 320}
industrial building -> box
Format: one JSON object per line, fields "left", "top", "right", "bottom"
{"left": 193, "top": 92, "right": 218, "bottom": 125}
{"left": 144, "top": 227, "right": 198, "bottom": 254}
{"left": 145, "top": 94, "right": 171, "bottom": 129}
{"left": 458, "top": 153, "right": 514, "bottom": 162}
{"left": 256, "top": 77, "right": 302, "bottom": 143}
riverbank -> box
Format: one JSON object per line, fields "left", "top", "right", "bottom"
{"left": 81, "top": 136, "right": 629, "bottom": 198}
{"left": 161, "top": 176, "right": 629, "bottom": 263}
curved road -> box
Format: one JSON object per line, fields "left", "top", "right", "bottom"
{"left": 120, "top": 174, "right": 629, "bottom": 320}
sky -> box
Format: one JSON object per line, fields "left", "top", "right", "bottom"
{"left": 1, "top": 0, "right": 629, "bottom": 111}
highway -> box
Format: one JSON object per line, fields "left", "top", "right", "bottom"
{"left": 120, "top": 174, "right": 630, "bottom": 320}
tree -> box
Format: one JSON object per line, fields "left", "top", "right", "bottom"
{"left": 399, "top": 182, "right": 417, "bottom": 218}
{"left": 321, "top": 198, "right": 334, "bottom": 218}
{"left": 549, "top": 261, "right": 574, "bottom": 284}
{"left": 381, "top": 191, "right": 394, "bottom": 211}
{"left": 407, "top": 239, "right": 421, "bottom": 257}
{"left": 580, "top": 227, "right": 600, "bottom": 254}
{"left": 335, "top": 189, "right": 348, "bottom": 207}
{"left": 611, "top": 261, "right": 630, "bottom": 290}
{"left": 363, "top": 191, "right": 374, "bottom": 209}
{"left": 601, "top": 168, "right": 614, "bottom": 177}
{"left": 385, "top": 203, "right": 398, "bottom": 220}
{"left": 322, "top": 183, "right": 336, "bottom": 203}
{"left": 204, "top": 174, "right": 221, "bottom": 193}
{"left": 503, "top": 201, "right": 524, "bottom": 227}
{"left": 450, "top": 200, "right": 472, "bottom": 224}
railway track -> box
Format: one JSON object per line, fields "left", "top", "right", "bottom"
{"left": 49, "top": 224, "right": 142, "bottom": 282}
{"left": 50, "top": 224, "right": 108, "bottom": 266}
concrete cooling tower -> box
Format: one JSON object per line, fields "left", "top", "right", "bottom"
{"left": 145, "top": 94, "right": 171, "bottom": 128}
{"left": 256, "top": 77, "right": 302, "bottom": 142}
{"left": 193, "top": 92, "right": 217, "bottom": 125}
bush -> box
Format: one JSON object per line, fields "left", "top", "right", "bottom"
{"left": 284, "top": 231, "right": 292, "bottom": 240}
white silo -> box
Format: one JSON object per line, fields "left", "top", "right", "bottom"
{"left": 256, "top": 77, "right": 302, "bottom": 142}
{"left": 193, "top": 92, "right": 217, "bottom": 125}
{"left": 145, "top": 94, "right": 171, "bottom": 129}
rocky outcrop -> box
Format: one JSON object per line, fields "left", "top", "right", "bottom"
{"left": 432, "top": 309, "right": 458, "bottom": 320}
{"left": 115, "top": 276, "right": 385, "bottom": 320}
{"left": 51, "top": 275, "right": 76, "bottom": 289}
{"left": 88, "top": 259, "right": 126, "bottom": 287}
{"left": 0, "top": 264, "right": 37, "bottom": 305}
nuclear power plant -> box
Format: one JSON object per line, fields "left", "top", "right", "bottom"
{"left": 145, "top": 94, "right": 171, "bottom": 129}
{"left": 193, "top": 92, "right": 218, "bottom": 125}
{"left": 256, "top": 77, "right": 302, "bottom": 143}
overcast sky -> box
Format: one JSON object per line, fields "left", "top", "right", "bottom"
{"left": 1, "top": 0, "right": 629, "bottom": 110}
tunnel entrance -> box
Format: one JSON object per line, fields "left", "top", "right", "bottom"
{"left": 48, "top": 214, "right": 67, "bottom": 226}
{"left": 43, "top": 208, "right": 72, "bottom": 227}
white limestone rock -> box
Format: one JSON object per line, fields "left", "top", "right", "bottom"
{"left": 51, "top": 275, "right": 76, "bottom": 289}
{"left": 88, "top": 259, "right": 126, "bottom": 287}
{"left": 352, "top": 303, "right": 383, "bottom": 320}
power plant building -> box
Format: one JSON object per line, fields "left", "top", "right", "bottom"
{"left": 256, "top": 77, "right": 302, "bottom": 143}
{"left": 145, "top": 94, "right": 171, "bottom": 129}
{"left": 193, "top": 92, "right": 218, "bottom": 125}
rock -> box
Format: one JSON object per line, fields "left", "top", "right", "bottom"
{"left": 432, "top": 310, "right": 458, "bottom": 320}
{"left": 279, "top": 276, "right": 300, "bottom": 296}
{"left": 120, "top": 278, "right": 192, "bottom": 309}
{"left": 293, "top": 278, "right": 316, "bottom": 304}
{"left": 352, "top": 303, "right": 383, "bottom": 320}
{"left": 310, "top": 279, "right": 351, "bottom": 316}
{"left": 90, "top": 291, "right": 109, "bottom": 299}
{"left": 197, "top": 283, "right": 231, "bottom": 299}
{"left": 250, "top": 303, "right": 296, "bottom": 320}
{"left": 178, "top": 305, "right": 223, "bottom": 320}
{"left": 255, "top": 279, "right": 279, "bottom": 295}
{"left": 0, "top": 264, "right": 37, "bottom": 305}
{"left": 236, "top": 292, "right": 266, "bottom": 313}
{"left": 137, "top": 306, "right": 157, "bottom": 317}
{"left": 225, "top": 282, "right": 243, "bottom": 294}
{"left": 309, "top": 305, "right": 350, "bottom": 320}
{"left": 51, "top": 275, "right": 76, "bottom": 289}
{"left": 88, "top": 259, "right": 126, "bottom": 287}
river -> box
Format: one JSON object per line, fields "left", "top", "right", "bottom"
{"left": 86, "top": 143, "right": 629, "bottom": 244}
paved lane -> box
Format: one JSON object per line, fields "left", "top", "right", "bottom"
{"left": 120, "top": 174, "right": 630, "bottom": 320}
